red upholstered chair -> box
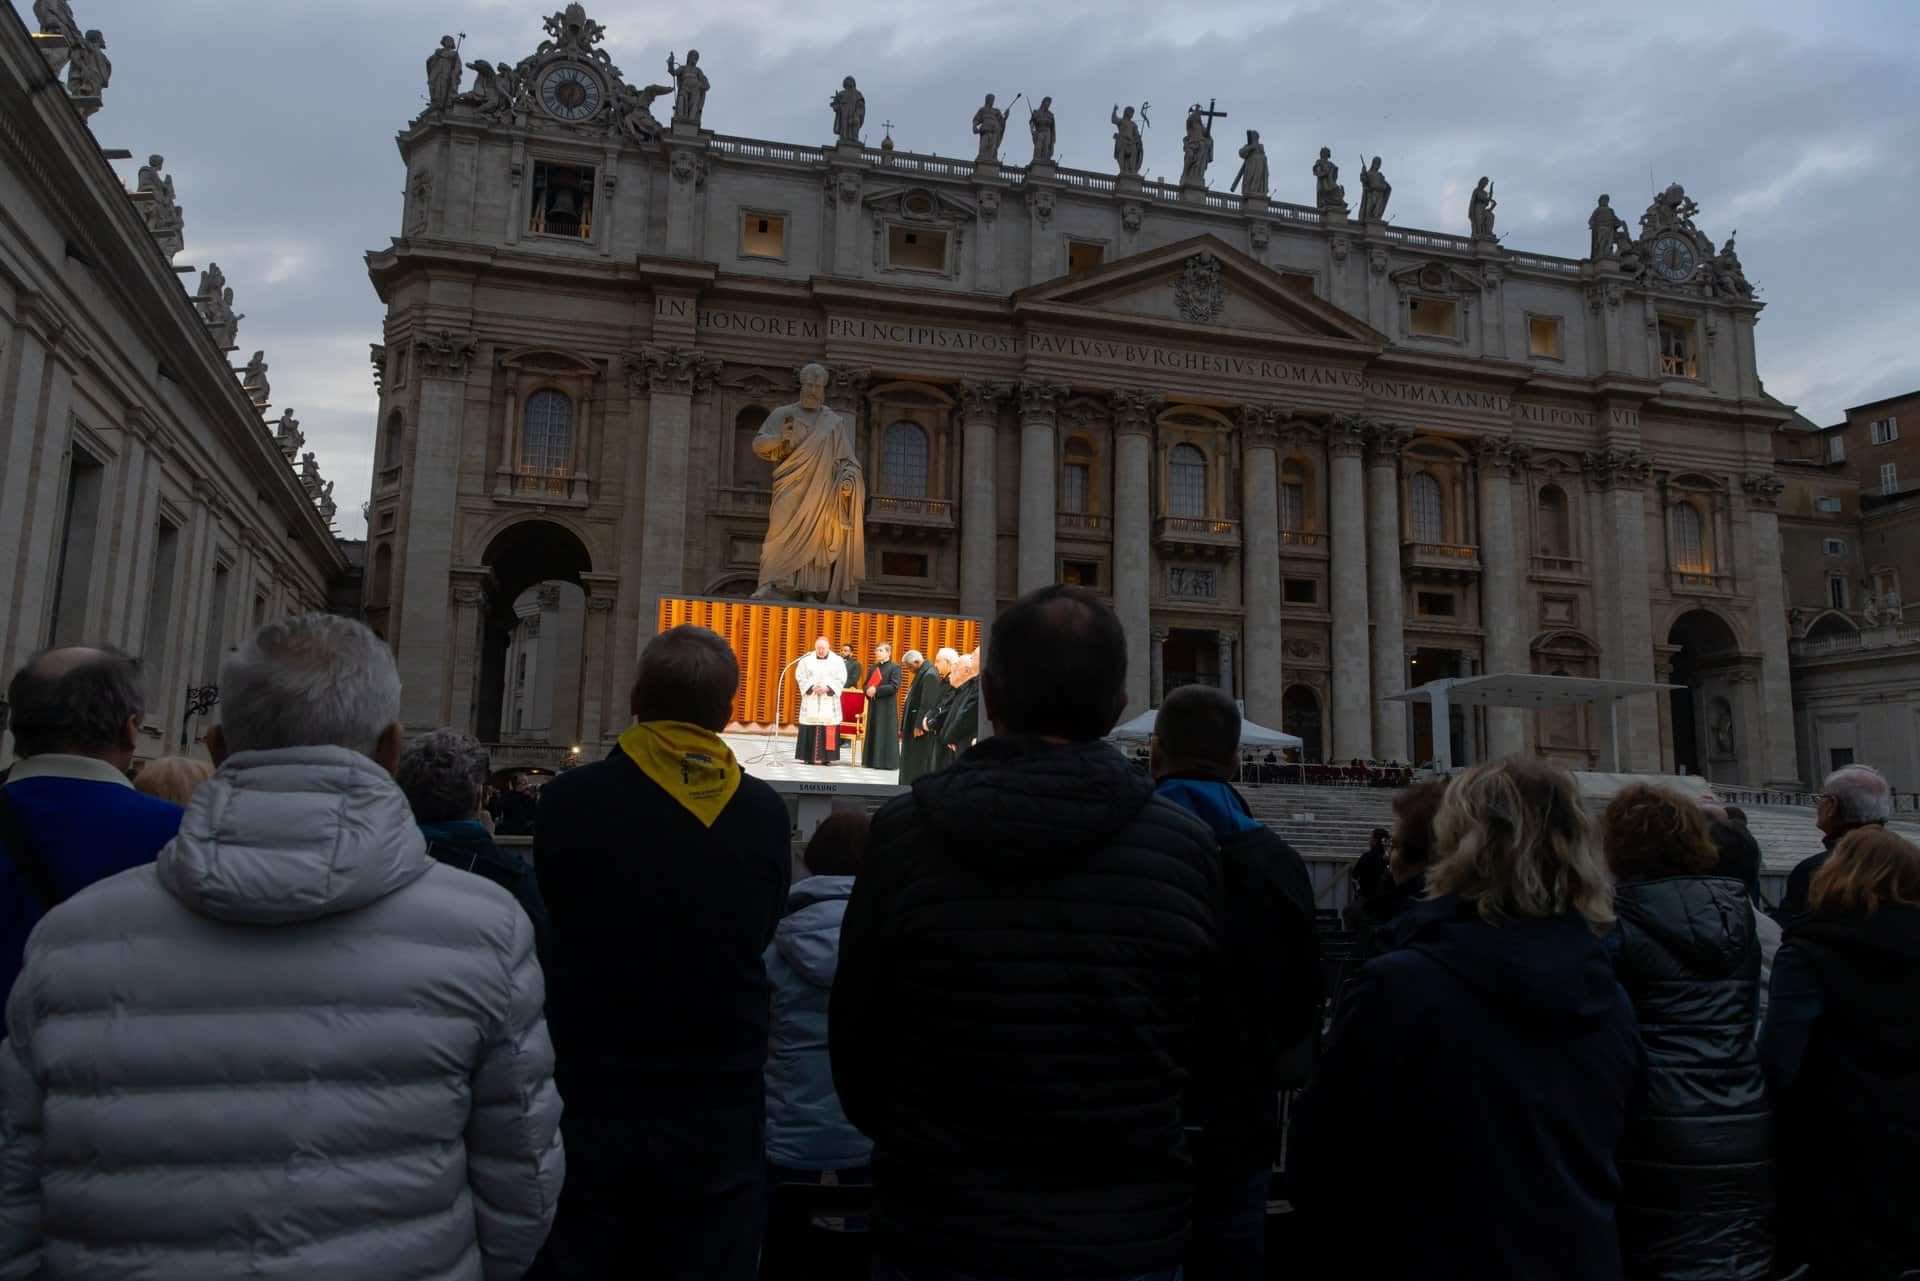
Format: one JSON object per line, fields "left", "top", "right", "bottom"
{"left": 838, "top": 690, "right": 869, "bottom": 766}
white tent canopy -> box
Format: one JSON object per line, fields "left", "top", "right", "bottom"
{"left": 1387, "top": 673, "right": 1681, "bottom": 772}
{"left": 1110, "top": 709, "right": 1303, "bottom": 749}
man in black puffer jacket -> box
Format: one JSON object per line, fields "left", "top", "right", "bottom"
{"left": 831, "top": 586, "right": 1229, "bottom": 1281}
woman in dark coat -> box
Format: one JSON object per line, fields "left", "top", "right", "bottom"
{"left": 862, "top": 644, "right": 903, "bottom": 771}
{"left": 1292, "top": 758, "right": 1640, "bottom": 1281}
{"left": 1601, "top": 784, "right": 1771, "bottom": 1281}
{"left": 1763, "top": 826, "right": 1920, "bottom": 1281}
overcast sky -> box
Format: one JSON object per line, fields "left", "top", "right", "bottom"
{"left": 31, "top": 0, "right": 1918, "bottom": 539}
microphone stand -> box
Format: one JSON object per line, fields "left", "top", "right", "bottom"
{"left": 755, "top": 654, "right": 808, "bottom": 766}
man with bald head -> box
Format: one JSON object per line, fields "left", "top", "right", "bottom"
{"left": 794, "top": 635, "right": 846, "bottom": 766}
{"left": 0, "top": 646, "right": 183, "bottom": 1000}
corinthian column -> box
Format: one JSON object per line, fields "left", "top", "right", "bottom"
{"left": 1478, "top": 434, "right": 1531, "bottom": 758}
{"left": 1366, "top": 421, "right": 1413, "bottom": 759}
{"left": 625, "top": 346, "right": 724, "bottom": 633}
{"left": 1239, "top": 405, "right": 1285, "bottom": 728}
{"left": 1112, "top": 389, "right": 1163, "bottom": 716}
{"left": 1017, "top": 381, "right": 1070, "bottom": 593}
{"left": 1741, "top": 473, "right": 1800, "bottom": 784}
{"left": 1327, "top": 415, "right": 1373, "bottom": 760}
{"left": 958, "top": 381, "right": 1010, "bottom": 620}
{"left": 1582, "top": 446, "right": 1657, "bottom": 769}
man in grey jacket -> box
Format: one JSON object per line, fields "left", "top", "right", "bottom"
{"left": 0, "top": 614, "right": 564, "bottom": 1280}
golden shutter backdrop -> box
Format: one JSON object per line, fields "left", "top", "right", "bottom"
{"left": 657, "top": 597, "right": 981, "bottom": 730}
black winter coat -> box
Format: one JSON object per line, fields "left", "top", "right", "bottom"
{"left": 830, "top": 736, "right": 1229, "bottom": 1280}
{"left": 1766, "top": 906, "right": 1920, "bottom": 1280}
{"left": 1292, "top": 895, "right": 1641, "bottom": 1281}
{"left": 1611, "top": 876, "right": 1772, "bottom": 1281}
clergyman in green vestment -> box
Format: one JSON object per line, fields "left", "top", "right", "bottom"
{"left": 862, "top": 642, "right": 903, "bottom": 771}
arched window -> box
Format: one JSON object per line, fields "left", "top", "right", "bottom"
{"left": 368, "top": 542, "right": 393, "bottom": 607}
{"left": 1409, "top": 471, "right": 1444, "bottom": 543}
{"left": 1672, "top": 502, "right": 1707, "bottom": 573}
{"left": 383, "top": 410, "right": 404, "bottom": 469}
{"left": 881, "top": 421, "right": 929, "bottom": 498}
{"left": 1169, "top": 444, "right": 1207, "bottom": 518}
{"left": 1061, "top": 438, "right": 1094, "bottom": 514}
{"left": 1537, "top": 484, "right": 1571, "bottom": 557}
{"left": 520, "top": 390, "right": 573, "bottom": 480}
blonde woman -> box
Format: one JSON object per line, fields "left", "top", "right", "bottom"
{"left": 1292, "top": 758, "right": 1638, "bottom": 1281}
{"left": 132, "top": 755, "right": 213, "bottom": 806}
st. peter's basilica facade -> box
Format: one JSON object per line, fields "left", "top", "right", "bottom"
{"left": 367, "top": 4, "right": 1798, "bottom": 784}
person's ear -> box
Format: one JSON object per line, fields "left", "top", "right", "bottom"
{"left": 205, "top": 724, "right": 229, "bottom": 767}
{"left": 372, "top": 722, "right": 404, "bottom": 776}
{"left": 118, "top": 714, "right": 140, "bottom": 756}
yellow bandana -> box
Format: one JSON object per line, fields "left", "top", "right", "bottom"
{"left": 618, "top": 721, "right": 743, "bottom": 828}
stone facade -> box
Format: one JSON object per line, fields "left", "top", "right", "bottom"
{"left": 367, "top": 7, "right": 1799, "bottom": 783}
{"left": 0, "top": 12, "right": 345, "bottom": 763}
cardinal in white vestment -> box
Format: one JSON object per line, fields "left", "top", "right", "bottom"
{"left": 794, "top": 635, "right": 847, "bottom": 765}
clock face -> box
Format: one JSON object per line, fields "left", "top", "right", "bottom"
{"left": 539, "top": 66, "right": 603, "bottom": 122}
{"left": 1650, "top": 235, "right": 1697, "bottom": 282}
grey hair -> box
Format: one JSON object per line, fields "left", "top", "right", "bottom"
{"left": 396, "top": 729, "right": 490, "bottom": 823}
{"left": 1825, "top": 764, "right": 1892, "bottom": 825}
{"left": 934, "top": 647, "right": 959, "bottom": 664}
{"left": 901, "top": 650, "right": 925, "bottom": 666}
{"left": 219, "top": 614, "right": 402, "bottom": 755}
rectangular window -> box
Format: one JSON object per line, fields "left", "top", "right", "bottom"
{"left": 1067, "top": 241, "right": 1105, "bottom": 275}
{"left": 1816, "top": 495, "right": 1843, "bottom": 514}
{"left": 141, "top": 518, "right": 180, "bottom": 684}
{"left": 528, "top": 162, "right": 595, "bottom": 239}
{"left": 1283, "top": 577, "right": 1317, "bottom": 605}
{"left": 1527, "top": 315, "right": 1563, "bottom": 359}
{"left": 887, "top": 225, "right": 948, "bottom": 272}
{"left": 378, "top": 509, "right": 397, "bottom": 531}
{"left": 1829, "top": 575, "right": 1848, "bottom": 611}
{"left": 1279, "top": 481, "right": 1305, "bottom": 531}
{"left": 202, "top": 562, "right": 231, "bottom": 686}
{"left": 1824, "top": 538, "right": 1847, "bottom": 556}
{"left": 880, "top": 551, "right": 929, "bottom": 578}
{"left": 740, "top": 210, "right": 785, "bottom": 259}
{"left": 1408, "top": 296, "right": 1458, "bottom": 339}
{"left": 1416, "top": 591, "right": 1457, "bottom": 618}
{"left": 1061, "top": 462, "right": 1090, "bottom": 515}
{"left": 1658, "top": 320, "right": 1698, "bottom": 378}
{"left": 1060, "top": 559, "right": 1100, "bottom": 588}
{"left": 1827, "top": 434, "right": 1845, "bottom": 463}
{"left": 48, "top": 445, "right": 106, "bottom": 646}
{"left": 1881, "top": 462, "right": 1900, "bottom": 495}
{"left": 1871, "top": 416, "right": 1899, "bottom": 445}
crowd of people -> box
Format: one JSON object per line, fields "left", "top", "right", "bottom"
{"left": 0, "top": 589, "right": 1913, "bottom": 1280}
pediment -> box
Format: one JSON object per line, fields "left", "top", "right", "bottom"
{"left": 1014, "top": 235, "right": 1384, "bottom": 348}
{"left": 1388, "top": 259, "right": 1486, "bottom": 296}
{"left": 863, "top": 185, "right": 976, "bottom": 224}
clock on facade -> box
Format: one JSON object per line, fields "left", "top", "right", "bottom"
{"left": 538, "top": 65, "right": 603, "bottom": 121}
{"left": 1649, "top": 235, "right": 1697, "bottom": 283}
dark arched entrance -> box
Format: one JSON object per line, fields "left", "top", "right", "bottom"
{"left": 1667, "top": 609, "right": 1739, "bottom": 775}
{"left": 476, "top": 520, "right": 592, "bottom": 742}
{"left": 1282, "top": 684, "right": 1323, "bottom": 764}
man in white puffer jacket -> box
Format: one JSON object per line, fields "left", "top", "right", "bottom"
{"left": 0, "top": 614, "right": 564, "bottom": 1280}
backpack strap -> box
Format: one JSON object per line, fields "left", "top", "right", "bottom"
{"left": 0, "top": 788, "right": 66, "bottom": 915}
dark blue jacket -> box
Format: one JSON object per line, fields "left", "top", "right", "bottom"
{"left": 418, "top": 819, "right": 550, "bottom": 959}
{"left": 0, "top": 770, "right": 183, "bottom": 1002}
{"left": 1292, "top": 895, "right": 1642, "bottom": 1281}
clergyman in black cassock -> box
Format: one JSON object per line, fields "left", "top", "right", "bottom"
{"left": 936, "top": 662, "right": 982, "bottom": 767}
{"left": 898, "top": 651, "right": 955, "bottom": 785}
{"left": 862, "top": 645, "right": 903, "bottom": 771}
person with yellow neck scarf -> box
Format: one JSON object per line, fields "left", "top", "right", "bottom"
{"left": 532, "top": 625, "right": 793, "bottom": 1281}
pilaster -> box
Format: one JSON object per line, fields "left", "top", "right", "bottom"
{"left": 447, "top": 567, "right": 492, "bottom": 736}
{"left": 1740, "top": 473, "right": 1800, "bottom": 784}
{"left": 958, "top": 380, "right": 1010, "bottom": 620}
{"left": 1365, "top": 421, "right": 1413, "bottom": 758}
{"left": 1478, "top": 434, "right": 1531, "bottom": 757}
{"left": 626, "top": 345, "right": 723, "bottom": 632}
{"left": 1239, "top": 404, "right": 1286, "bottom": 728}
{"left": 1582, "top": 446, "right": 1658, "bottom": 769}
{"left": 396, "top": 330, "right": 478, "bottom": 730}
{"left": 1326, "top": 414, "right": 1372, "bottom": 759}
{"left": 1112, "top": 389, "right": 1163, "bottom": 715}
{"left": 579, "top": 572, "right": 621, "bottom": 749}
{"left": 1016, "top": 380, "right": 1069, "bottom": 594}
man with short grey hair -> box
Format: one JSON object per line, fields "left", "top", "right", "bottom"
{"left": 1780, "top": 763, "right": 1893, "bottom": 917}
{"left": 399, "top": 728, "right": 549, "bottom": 954}
{"left": 0, "top": 615, "right": 564, "bottom": 1279}
{"left": 0, "top": 645, "right": 182, "bottom": 1003}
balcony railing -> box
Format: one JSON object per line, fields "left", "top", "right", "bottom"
{"left": 1058, "top": 511, "right": 1107, "bottom": 534}
{"left": 1660, "top": 353, "right": 1700, "bottom": 379}
{"left": 868, "top": 495, "right": 955, "bottom": 537}
{"left": 1154, "top": 515, "right": 1242, "bottom": 560}
{"left": 1532, "top": 554, "right": 1586, "bottom": 577}
{"left": 1669, "top": 568, "right": 1731, "bottom": 594}
{"left": 1404, "top": 541, "right": 1482, "bottom": 578}
{"left": 512, "top": 465, "right": 572, "bottom": 497}
{"left": 713, "top": 485, "right": 772, "bottom": 514}
{"left": 1280, "top": 528, "right": 1327, "bottom": 550}
{"left": 1793, "top": 624, "right": 1920, "bottom": 659}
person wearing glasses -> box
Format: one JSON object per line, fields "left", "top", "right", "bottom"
{"left": 1778, "top": 764, "right": 1891, "bottom": 918}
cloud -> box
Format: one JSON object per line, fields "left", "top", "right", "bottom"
{"left": 1722, "top": 142, "right": 1876, "bottom": 223}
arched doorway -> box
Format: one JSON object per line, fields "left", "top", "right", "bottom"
{"left": 1282, "top": 684, "right": 1324, "bottom": 763}
{"left": 476, "top": 520, "right": 592, "bottom": 743}
{"left": 1667, "top": 609, "right": 1740, "bottom": 776}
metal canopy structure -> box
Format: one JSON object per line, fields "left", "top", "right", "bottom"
{"left": 1109, "top": 709, "right": 1303, "bottom": 749}
{"left": 1387, "top": 673, "right": 1683, "bottom": 773}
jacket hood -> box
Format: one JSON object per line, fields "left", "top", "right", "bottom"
{"left": 158, "top": 746, "right": 432, "bottom": 924}
{"left": 910, "top": 736, "right": 1155, "bottom": 874}
{"left": 775, "top": 875, "right": 854, "bottom": 986}
{"left": 1155, "top": 776, "right": 1261, "bottom": 842}
{"left": 1395, "top": 894, "right": 1624, "bottom": 1029}
{"left": 1615, "top": 875, "right": 1753, "bottom": 977}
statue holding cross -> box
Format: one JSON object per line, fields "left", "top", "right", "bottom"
{"left": 1179, "top": 99, "right": 1226, "bottom": 188}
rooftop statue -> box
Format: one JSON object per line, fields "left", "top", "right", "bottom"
{"left": 1468, "top": 175, "right": 1497, "bottom": 239}
{"left": 1588, "top": 193, "right": 1628, "bottom": 260}
{"left": 136, "top": 153, "right": 185, "bottom": 260}
{"left": 973, "top": 93, "right": 1011, "bottom": 163}
{"left": 426, "top": 35, "right": 462, "bottom": 108}
{"left": 32, "top": 0, "right": 78, "bottom": 74}
{"left": 1111, "top": 104, "right": 1145, "bottom": 177}
{"left": 1357, "top": 155, "right": 1391, "bottom": 222}
{"left": 1029, "top": 95, "right": 1056, "bottom": 165}
{"left": 64, "top": 28, "right": 110, "bottom": 117}
{"left": 830, "top": 76, "right": 864, "bottom": 144}
{"left": 615, "top": 82, "right": 671, "bottom": 142}
{"left": 667, "top": 49, "right": 708, "bottom": 127}
{"left": 1312, "top": 146, "right": 1344, "bottom": 211}
{"left": 1231, "top": 130, "right": 1267, "bottom": 198}
{"left": 241, "top": 351, "right": 271, "bottom": 408}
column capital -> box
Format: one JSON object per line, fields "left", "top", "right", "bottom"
{"left": 1215, "top": 628, "right": 1240, "bottom": 647}
{"left": 1477, "top": 433, "right": 1532, "bottom": 477}
{"left": 1238, "top": 404, "right": 1288, "bottom": 449}
{"left": 1364, "top": 419, "right": 1414, "bottom": 463}
{"left": 1580, "top": 445, "right": 1652, "bottom": 490}
{"left": 1150, "top": 627, "right": 1170, "bottom": 642}
{"left": 452, "top": 585, "right": 488, "bottom": 607}
{"left": 418, "top": 329, "right": 479, "bottom": 379}
{"left": 625, "top": 346, "right": 724, "bottom": 396}
{"left": 1741, "top": 472, "right": 1784, "bottom": 508}
{"left": 1018, "top": 380, "right": 1072, "bottom": 426}
{"left": 1110, "top": 387, "right": 1165, "bottom": 437}
{"left": 1324, "top": 413, "right": 1370, "bottom": 459}
{"left": 826, "top": 364, "right": 871, "bottom": 411}
{"left": 1278, "top": 416, "right": 1324, "bottom": 453}
{"left": 957, "top": 379, "right": 1012, "bottom": 422}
